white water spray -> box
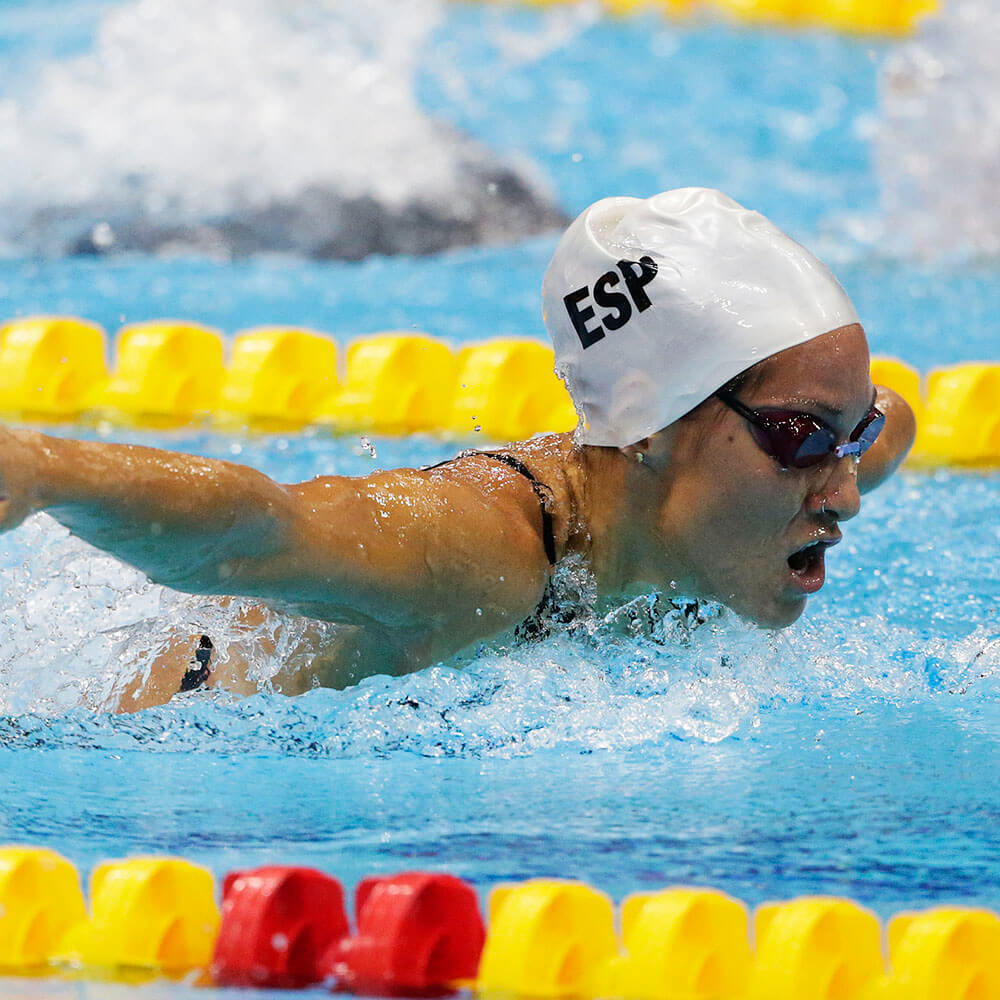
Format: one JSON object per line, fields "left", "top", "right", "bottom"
{"left": 0, "top": 0, "right": 563, "bottom": 257}
{"left": 878, "top": 0, "right": 1000, "bottom": 257}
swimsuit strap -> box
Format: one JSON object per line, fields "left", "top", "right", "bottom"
{"left": 477, "top": 452, "right": 557, "bottom": 567}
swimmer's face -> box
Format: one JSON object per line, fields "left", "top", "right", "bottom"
{"left": 653, "top": 323, "right": 874, "bottom": 628}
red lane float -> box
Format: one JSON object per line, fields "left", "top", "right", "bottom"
{"left": 212, "top": 866, "right": 349, "bottom": 989}
{"left": 324, "top": 872, "right": 486, "bottom": 995}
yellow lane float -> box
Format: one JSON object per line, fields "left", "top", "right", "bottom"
{"left": 614, "top": 887, "right": 751, "bottom": 999}
{"left": 916, "top": 363, "right": 1000, "bottom": 466}
{"left": 0, "top": 846, "right": 87, "bottom": 969}
{"left": 877, "top": 907, "right": 1000, "bottom": 1000}
{"left": 477, "top": 880, "right": 619, "bottom": 996}
{"left": 219, "top": 326, "right": 338, "bottom": 431}
{"left": 748, "top": 896, "right": 884, "bottom": 1000}
{"left": 869, "top": 356, "right": 922, "bottom": 421}
{"left": 54, "top": 857, "right": 220, "bottom": 972}
{"left": 450, "top": 338, "right": 577, "bottom": 441}
{"left": 88, "top": 321, "right": 225, "bottom": 428}
{"left": 318, "top": 332, "right": 458, "bottom": 435}
{"left": 0, "top": 316, "right": 108, "bottom": 420}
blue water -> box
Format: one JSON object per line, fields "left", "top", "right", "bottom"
{"left": 1, "top": 4, "right": 1000, "bottom": 997}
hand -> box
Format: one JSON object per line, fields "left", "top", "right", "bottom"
{"left": 0, "top": 427, "right": 43, "bottom": 534}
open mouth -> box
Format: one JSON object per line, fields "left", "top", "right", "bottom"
{"left": 786, "top": 538, "right": 839, "bottom": 594}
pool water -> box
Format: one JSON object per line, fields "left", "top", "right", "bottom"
{"left": 1, "top": 2, "right": 999, "bottom": 997}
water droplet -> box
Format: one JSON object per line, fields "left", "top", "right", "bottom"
{"left": 91, "top": 221, "right": 115, "bottom": 248}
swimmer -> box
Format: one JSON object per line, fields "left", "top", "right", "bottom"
{"left": 0, "top": 189, "right": 915, "bottom": 710}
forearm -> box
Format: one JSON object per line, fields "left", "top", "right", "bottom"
{"left": 858, "top": 386, "right": 917, "bottom": 493}
{"left": 30, "top": 433, "right": 294, "bottom": 590}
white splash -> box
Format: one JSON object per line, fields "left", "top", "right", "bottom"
{"left": 0, "top": 0, "right": 445, "bottom": 213}
{"left": 878, "top": 0, "right": 1000, "bottom": 257}
{"left": 0, "top": 0, "right": 565, "bottom": 257}
{"left": 2, "top": 506, "right": 997, "bottom": 757}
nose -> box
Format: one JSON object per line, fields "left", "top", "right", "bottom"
{"left": 808, "top": 456, "right": 862, "bottom": 522}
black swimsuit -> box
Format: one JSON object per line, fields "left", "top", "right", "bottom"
{"left": 178, "top": 634, "right": 214, "bottom": 692}
{"left": 458, "top": 451, "right": 565, "bottom": 640}
{"left": 472, "top": 452, "right": 706, "bottom": 641}
{"left": 461, "top": 451, "right": 563, "bottom": 641}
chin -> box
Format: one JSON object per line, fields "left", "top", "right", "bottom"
{"left": 728, "top": 594, "right": 807, "bottom": 629}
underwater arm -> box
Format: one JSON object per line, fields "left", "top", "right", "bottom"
{"left": 858, "top": 386, "right": 917, "bottom": 493}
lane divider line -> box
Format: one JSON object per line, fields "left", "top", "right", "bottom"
{"left": 2, "top": 847, "right": 998, "bottom": 996}
{"left": 0, "top": 316, "right": 997, "bottom": 466}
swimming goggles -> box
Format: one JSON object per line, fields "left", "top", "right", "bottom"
{"left": 715, "top": 389, "right": 886, "bottom": 470}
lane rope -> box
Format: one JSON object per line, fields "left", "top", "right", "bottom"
{"left": 0, "top": 316, "right": 997, "bottom": 466}
{"left": 460, "top": 0, "right": 938, "bottom": 37}
{"left": 1, "top": 847, "right": 997, "bottom": 995}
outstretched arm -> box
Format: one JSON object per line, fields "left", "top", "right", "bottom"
{"left": 1, "top": 428, "right": 294, "bottom": 592}
{"left": 858, "top": 385, "right": 917, "bottom": 494}
{"left": 0, "top": 429, "right": 550, "bottom": 646}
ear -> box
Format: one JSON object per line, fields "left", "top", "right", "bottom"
{"left": 622, "top": 430, "right": 674, "bottom": 470}
{"left": 621, "top": 437, "right": 654, "bottom": 466}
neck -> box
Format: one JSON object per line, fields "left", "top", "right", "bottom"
{"left": 575, "top": 441, "right": 690, "bottom": 601}
{"left": 507, "top": 433, "right": 693, "bottom": 602}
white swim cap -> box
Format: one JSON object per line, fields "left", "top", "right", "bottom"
{"left": 543, "top": 187, "right": 860, "bottom": 447}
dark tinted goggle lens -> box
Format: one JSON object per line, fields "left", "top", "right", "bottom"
{"left": 850, "top": 406, "right": 886, "bottom": 452}
{"left": 751, "top": 405, "right": 885, "bottom": 469}
{"left": 748, "top": 412, "right": 836, "bottom": 469}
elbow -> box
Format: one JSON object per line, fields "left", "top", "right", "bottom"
{"left": 881, "top": 385, "right": 918, "bottom": 467}
{"left": 859, "top": 387, "right": 917, "bottom": 493}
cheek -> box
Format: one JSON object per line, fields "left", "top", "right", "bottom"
{"left": 674, "top": 457, "right": 804, "bottom": 571}
{"left": 727, "top": 468, "right": 801, "bottom": 535}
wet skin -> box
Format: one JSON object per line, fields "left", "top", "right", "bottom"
{"left": 0, "top": 323, "right": 915, "bottom": 708}
{"left": 617, "top": 323, "right": 883, "bottom": 627}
